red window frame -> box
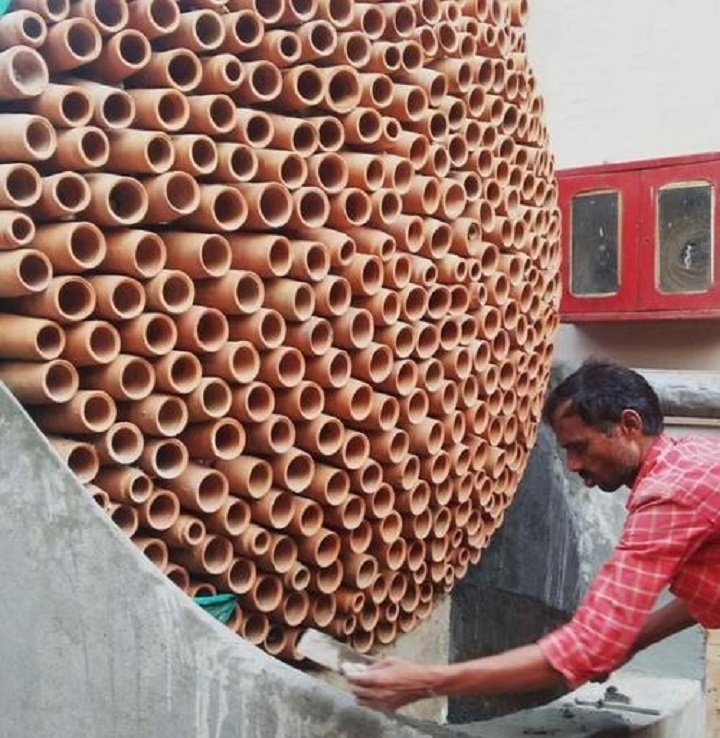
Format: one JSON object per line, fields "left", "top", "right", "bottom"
{"left": 558, "top": 152, "right": 720, "bottom": 322}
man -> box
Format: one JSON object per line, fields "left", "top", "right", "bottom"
{"left": 347, "top": 361, "right": 720, "bottom": 711}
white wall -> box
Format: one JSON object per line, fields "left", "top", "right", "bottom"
{"left": 527, "top": 0, "right": 720, "bottom": 169}
{"left": 525, "top": 0, "right": 720, "bottom": 370}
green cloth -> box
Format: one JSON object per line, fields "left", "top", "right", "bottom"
{"left": 193, "top": 594, "right": 237, "bottom": 624}
{"left": 0, "top": 1, "right": 12, "bottom": 15}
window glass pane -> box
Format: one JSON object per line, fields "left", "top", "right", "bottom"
{"left": 570, "top": 191, "right": 619, "bottom": 295}
{"left": 657, "top": 183, "right": 713, "bottom": 294}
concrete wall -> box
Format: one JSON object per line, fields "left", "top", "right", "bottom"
{"left": 0, "top": 384, "right": 450, "bottom": 738}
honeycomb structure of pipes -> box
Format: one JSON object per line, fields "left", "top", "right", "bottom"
{"left": 0, "top": 0, "right": 560, "bottom": 660}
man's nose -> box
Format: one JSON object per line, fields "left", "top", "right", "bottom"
{"left": 566, "top": 454, "right": 582, "bottom": 472}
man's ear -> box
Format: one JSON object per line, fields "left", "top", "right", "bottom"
{"left": 618, "top": 409, "right": 644, "bottom": 437}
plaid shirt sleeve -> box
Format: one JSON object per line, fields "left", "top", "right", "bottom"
{"left": 538, "top": 437, "right": 717, "bottom": 687}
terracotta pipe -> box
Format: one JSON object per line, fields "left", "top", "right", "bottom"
{"left": 181, "top": 417, "right": 245, "bottom": 463}
{"left": 46, "top": 436, "right": 98, "bottom": 484}
{"left": 226, "top": 234, "right": 290, "bottom": 279}
{"left": 0, "top": 248, "right": 51, "bottom": 298}
{"left": 0, "top": 357, "right": 76, "bottom": 407}
{"left": 215, "top": 455, "right": 272, "bottom": 503}
{"left": 139, "top": 436, "right": 189, "bottom": 480}
{"left": 93, "top": 229, "right": 164, "bottom": 281}
{"left": 363, "top": 392, "right": 400, "bottom": 432}
{"left": 203, "top": 495, "right": 250, "bottom": 538}
{"left": 0, "top": 113, "right": 54, "bottom": 164}
{"left": 132, "top": 536, "right": 169, "bottom": 571}
{"left": 125, "top": 87, "right": 189, "bottom": 132}
{"left": 0, "top": 9, "right": 48, "bottom": 48}
{"left": 323, "top": 429, "right": 369, "bottom": 471}
{"left": 11, "top": 274, "right": 95, "bottom": 323}
{"left": 136, "top": 489, "right": 182, "bottom": 533}
{"left": 264, "top": 113, "right": 318, "bottom": 157}
{"left": 243, "top": 414, "right": 295, "bottom": 456}
{"left": 284, "top": 316, "right": 332, "bottom": 358}
{"left": 286, "top": 186, "right": 330, "bottom": 230}
{"left": 174, "top": 306, "right": 229, "bottom": 354}
{"left": 256, "top": 346, "right": 306, "bottom": 389}
{"left": 87, "top": 275, "right": 146, "bottom": 322}
{"left": 42, "top": 17, "right": 102, "bottom": 72}
{"left": 0, "top": 314, "right": 64, "bottom": 361}
{"left": 348, "top": 342, "right": 393, "bottom": 385}
{"left": 103, "top": 129, "right": 174, "bottom": 175}
{"left": 308, "top": 561, "right": 342, "bottom": 594}
{"left": 294, "top": 413, "right": 343, "bottom": 456}
{"left": 32, "top": 221, "right": 105, "bottom": 277}
{"left": 81, "top": 173, "right": 148, "bottom": 227}
{"left": 304, "top": 347, "right": 351, "bottom": 389}
{"left": 374, "top": 358, "right": 417, "bottom": 398}
{"left": 62, "top": 320, "right": 120, "bottom": 368}
{"left": 201, "top": 340, "right": 259, "bottom": 386}
{"left": 0, "top": 210, "right": 33, "bottom": 251}
{"left": 0, "top": 46, "right": 48, "bottom": 100}
{"left": 173, "top": 533, "right": 233, "bottom": 577}
{"left": 364, "top": 482, "right": 396, "bottom": 520}
{"left": 32, "top": 169, "right": 92, "bottom": 221}
{"left": 229, "top": 382, "right": 275, "bottom": 424}
{"left": 115, "top": 313, "right": 176, "bottom": 360}
{"left": 253, "top": 149, "right": 308, "bottom": 191}
{"left": 398, "top": 387, "right": 429, "bottom": 425}
{"left": 293, "top": 527, "right": 340, "bottom": 569}
{"left": 367, "top": 427, "right": 409, "bottom": 465}
{"left": 125, "top": 0, "right": 179, "bottom": 39}
{"left": 0, "top": 163, "right": 41, "bottom": 209}
{"left": 232, "top": 60, "right": 281, "bottom": 105}
{"left": 92, "top": 421, "right": 143, "bottom": 466}
{"left": 183, "top": 376, "right": 231, "bottom": 422}
{"left": 118, "top": 390, "right": 187, "bottom": 436}
{"left": 262, "top": 277, "right": 316, "bottom": 323}
{"left": 382, "top": 453, "right": 420, "bottom": 491}
{"left": 195, "top": 54, "right": 244, "bottom": 96}
{"left": 94, "top": 468, "right": 152, "bottom": 509}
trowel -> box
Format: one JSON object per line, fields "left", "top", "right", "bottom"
{"left": 296, "top": 628, "right": 376, "bottom": 674}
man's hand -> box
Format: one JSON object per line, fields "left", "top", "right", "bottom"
{"left": 344, "top": 657, "right": 441, "bottom": 711}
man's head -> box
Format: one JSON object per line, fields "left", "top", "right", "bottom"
{"left": 543, "top": 361, "right": 664, "bottom": 491}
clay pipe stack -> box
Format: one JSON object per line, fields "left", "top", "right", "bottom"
{"left": 0, "top": 0, "right": 561, "bottom": 660}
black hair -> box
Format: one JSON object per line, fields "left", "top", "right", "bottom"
{"left": 542, "top": 360, "right": 664, "bottom": 435}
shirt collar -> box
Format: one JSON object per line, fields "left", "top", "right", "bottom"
{"left": 627, "top": 433, "right": 672, "bottom": 506}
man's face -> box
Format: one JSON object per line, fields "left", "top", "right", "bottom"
{"left": 550, "top": 402, "right": 643, "bottom": 492}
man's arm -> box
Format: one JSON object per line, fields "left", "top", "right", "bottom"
{"left": 631, "top": 597, "right": 696, "bottom": 654}
{"left": 347, "top": 644, "right": 566, "bottom": 711}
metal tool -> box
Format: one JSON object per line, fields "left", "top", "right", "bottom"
{"left": 574, "top": 685, "right": 660, "bottom": 716}
{"left": 296, "top": 628, "right": 376, "bottom": 674}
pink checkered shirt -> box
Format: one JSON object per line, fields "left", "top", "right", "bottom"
{"left": 539, "top": 433, "right": 720, "bottom": 687}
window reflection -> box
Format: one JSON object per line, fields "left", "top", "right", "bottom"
{"left": 570, "top": 191, "right": 619, "bottom": 296}
{"left": 657, "top": 183, "right": 713, "bottom": 294}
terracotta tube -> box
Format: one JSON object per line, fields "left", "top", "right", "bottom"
{"left": 82, "top": 173, "right": 148, "bottom": 226}
{"left": 395, "top": 284, "right": 426, "bottom": 324}
{"left": 151, "top": 350, "right": 200, "bottom": 394}
{"left": 68, "top": 0, "right": 127, "bottom": 34}
{"left": 0, "top": 358, "right": 76, "bottom": 405}
{"left": 294, "top": 413, "right": 343, "bottom": 457}
{"left": 164, "top": 463, "right": 228, "bottom": 516}
{"left": 251, "top": 150, "right": 306, "bottom": 192}
{"left": 116, "top": 313, "right": 176, "bottom": 360}
{"left": 382, "top": 453, "right": 420, "bottom": 491}
{"left": 284, "top": 186, "right": 329, "bottom": 230}
{"left": 42, "top": 17, "right": 101, "bottom": 72}
{"left": 243, "top": 414, "right": 295, "bottom": 456}
{"left": 157, "top": 512, "right": 206, "bottom": 550}
{"left": 174, "top": 306, "right": 229, "bottom": 354}
{"left": 0, "top": 210, "right": 34, "bottom": 250}
{"left": 293, "top": 527, "right": 339, "bottom": 569}
{"left": 94, "top": 229, "right": 164, "bottom": 281}
{"left": 86, "top": 28, "right": 150, "bottom": 83}
{"left": 0, "top": 314, "right": 63, "bottom": 361}
{"left": 93, "top": 468, "right": 151, "bottom": 509}
{"left": 153, "top": 8, "right": 224, "bottom": 53}
{"left": 304, "top": 462, "right": 349, "bottom": 507}
{"left": 324, "top": 429, "right": 370, "bottom": 470}
{"left": 32, "top": 171, "right": 90, "bottom": 220}
{"left": 203, "top": 495, "right": 250, "bottom": 539}
{"left": 374, "top": 321, "right": 414, "bottom": 360}
{"left": 86, "top": 275, "right": 145, "bottom": 323}
{"left": 0, "top": 248, "right": 51, "bottom": 298}
{"left": 184, "top": 377, "right": 232, "bottom": 422}
{"left": 303, "top": 114, "right": 343, "bottom": 153}
{"left": 0, "top": 10, "right": 47, "bottom": 49}
{"left": 138, "top": 438, "right": 188, "bottom": 480}
{"left": 124, "top": 0, "right": 179, "bottom": 38}
{"left": 141, "top": 171, "right": 200, "bottom": 224}
{"left": 231, "top": 60, "right": 281, "bottom": 105}
{"left": 159, "top": 231, "right": 232, "bottom": 279}
{"left": 164, "top": 562, "right": 190, "bottom": 590}
{"left": 103, "top": 129, "right": 173, "bottom": 175}
{"left": 283, "top": 317, "right": 331, "bottom": 359}
{"left": 261, "top": 277, "right": 316, "bottom": 323}
{"left": 355, "top": 289, "right": 400, "bottom": 329}
{"left": 104, "top": 502, "right": 137, "bottom": 536}
{"left": 0, "top": 45, "right": 48, "bottom": 100}
{"left": 0, "top": 163, "right": 40, "bottom": 209}
{"left": 125, "top": 88, "right": 189, "bottom": 133}
{"left": 216, "top": 454, "right": 272, "bottom": 501}
{"left": 267, "top": 448, "right": 312, "bottom": 495}
{"left": 328, "top": 307, "right": 373, "bottom": 351}
{"left": 348, "top": 343, "right": 392, "bottom": 385}
{"left": 62, "top": 320, "right": 120, "bottom": 368}
{"left": 366, "top": 424, "right": 410, "bottom": 465}
{"left": 31, "top": 389, "right": 115, "bottom": 435}
{"left": 92, "top": 421, "right": 143, "bottom": 466}
{"left": 397, "top": 386, "right": 429, "bottom": 425}
{"left": 247, "top": 489, "right": 294, "bottom": 531}
{"left": 182, "top": 418, "right": 244, "bottom": 463}
{"left": 215, "top": 9, "right": 263, "bottom": 55}
{"left": 201, "top": 341, "right": 258, "bottom": 386}
{"left": 127, "top": 48, "right": 202, "bottom": 93}
{"left": 132, "top": 536, "right": 169, "bottom": 570}
{"left": 271, "top": 384, "right": 322, "bottom": 426}
{"left": 11, "top": 274, "right": 95, "bottom": 324}
{"left": 31, "top": 222, "right": 104, "bottom": 276}
{"left": 117, "top": 393, "right": 186, "bottom": 439}
{"left": 363, "top": 391, "right": 400, "bottom": 432}
{"left": 324, "top": 379, "right": 374, "bottom": 426}
{"left": 0, "top": 113, "right": 53, "bottom": 164}
{"left": 304, "top": 347, "right": 352, "bottom": 389}
{"left": 227, "top": 310, "right": 285, "bottom": 352}
{"left": 256, "top": 346, "right": 305, "bottom": 389}
{"left": 374, "top": 358, "right": 417, "bottom": 397}
{"left": 175, "top": 533, "right": 234, "bottom": 576}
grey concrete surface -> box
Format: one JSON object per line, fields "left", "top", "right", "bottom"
{"left": 0, "top": 385, "right": 445, "bottom": 738}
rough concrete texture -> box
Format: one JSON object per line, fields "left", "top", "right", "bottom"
{"left": 0, "top": 384, "right": 447, "bottom": 738}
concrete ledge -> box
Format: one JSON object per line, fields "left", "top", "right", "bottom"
{"left": 452, "top": 673, "right": 704, "bottom": 738}
{"left": 0, "top": 384, "right": 447, "bottom": 738}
